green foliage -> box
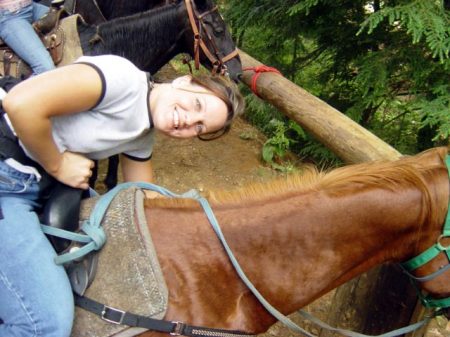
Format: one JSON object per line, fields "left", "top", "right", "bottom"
{"left": 223, "top": 0, "right": 450, "bottom": 165}
{"left": 262, "top": 119, "right": 296, "bottom": 172}
{"left": 358, "top": 1, "right": 450, "bottom": 62}
{"left": 415, "top": 84, "right": 450, "bottom": 141}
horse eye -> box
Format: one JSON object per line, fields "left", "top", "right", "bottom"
{"left": 204, "top": 16, "right": 224, "bottom": 36}
{"left": 212, "top": 19, "right": 224, "bottom": 35}
{"left": 214, "top": 25, "right": 224, "bottom": 36}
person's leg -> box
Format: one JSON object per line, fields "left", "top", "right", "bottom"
{"left": 0, "top": 5, "right": 54, "bottom": 74}
{"left": 31, "top": 2, "right": 50, "bottom": 21}
{"left": 0, "top": 164, "right": 73, "bottom": 337}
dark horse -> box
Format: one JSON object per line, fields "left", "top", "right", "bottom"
{"left": 57, "top": 0, "right": 242, "bottom": 190}
{"left": 76, "top": 0, "right": 241, "bottom": 80}
{"left": 73, "top": 147, "right": 450, "bottom": 336}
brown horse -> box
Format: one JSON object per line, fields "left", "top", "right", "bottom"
{"left": 134, "top": 147, "right": 450, "bottom": 336}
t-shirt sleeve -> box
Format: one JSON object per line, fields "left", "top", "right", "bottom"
{"left": 75, "top": 55, "right": 142, "bottom": 112}
{"left": 122, "top": 131, "right": 155, "bottom": 161}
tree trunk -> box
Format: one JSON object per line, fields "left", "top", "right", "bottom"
{"left": 239, "top": 49, "right": 419, "bottom": 335}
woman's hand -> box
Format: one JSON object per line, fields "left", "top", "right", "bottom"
{"left": 54, "top": 152, "right": 95, "bottom": 190}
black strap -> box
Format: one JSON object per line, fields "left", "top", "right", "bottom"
{"left": 74, "top": 294, "right": 254, "bottom": 337}
{"left": 0, "top": 112, "right": 32, "bottom": 164}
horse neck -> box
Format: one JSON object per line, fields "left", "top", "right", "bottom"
{"left": 80, "top": 4, "right": 190, "bottom": 72}
{"left": 147, "top": 152, "right": 449, "bottom": 333}
{"left": 216, "top": 189, "right": 425, "bottom": 311}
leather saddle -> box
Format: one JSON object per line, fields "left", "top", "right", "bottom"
{"left": 0, "top": 0, "right": 67, "bottom": 78}
{"left": 40, "top": 182, "right": 99, "bottom": 296}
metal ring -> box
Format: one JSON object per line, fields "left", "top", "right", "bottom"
{"left": 436, "top": 234, "right": 450, "bottom": 251}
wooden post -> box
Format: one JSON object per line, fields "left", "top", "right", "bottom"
{"left": 239, "top": 49, "right": 419, "bottom": 335}
{"left": 239, "top": 50, "right": 401, "bottom": 164}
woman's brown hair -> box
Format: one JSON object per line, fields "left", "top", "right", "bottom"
{"left": 190, "top": 74, "right": 245, "bottom": 140}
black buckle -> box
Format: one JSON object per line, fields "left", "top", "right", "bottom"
{"left": 170, "top": 321, "right": 186, "bottom": 336}
{"left": 101, "top": 305, "right": 126, "bottom": 325}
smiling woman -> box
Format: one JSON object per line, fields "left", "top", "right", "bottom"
{"left": 150, "top": 74, "right": 239, "bottom": 139}
{"left": 0, "top": 53, "right": 244, "bottom": 337}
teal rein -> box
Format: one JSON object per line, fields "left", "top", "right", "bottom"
{"left": 400, "top": 155, "right": 450, "bottom": 309}
{"left": 41, "top": 157, "right": 450, "bottom": 337}
{"left": 41, "top": 181, "right": 200, "bottom": 265}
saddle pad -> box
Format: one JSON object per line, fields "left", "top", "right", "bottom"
{"left": 71, "top": 187, "right": 168, "bottom": 337}
{"left": 57, "top": 14, "right": 83, "bottom": 66}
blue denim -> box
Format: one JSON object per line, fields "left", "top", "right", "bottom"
{"left": 0, "top": 161, "right": 73, "bottom": 337}
{"left": 0, "top": 3, "right": 55, "bottom": 75}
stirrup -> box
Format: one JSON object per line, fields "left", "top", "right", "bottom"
{"left": 51, "top": 0, "right": 65, "bottom": 7}
{"left": 66, "top": 249, "right": 99, "bottom": 295}
{"left": 33, "top": 3, "right": 68, "bottom": 35}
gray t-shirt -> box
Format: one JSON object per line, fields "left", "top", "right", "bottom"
{"left": 24, "top": 55, "right": 155, "bottom": 161}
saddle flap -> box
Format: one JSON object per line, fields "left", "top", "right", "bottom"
{"left": 71, "top": 188, "right": 168, "bottom": 337}
{"left": 0, "top": 47, "right": 32, "bottom": 79}
{"left": 40, "top": 26, "right": 65, "bottom": 65}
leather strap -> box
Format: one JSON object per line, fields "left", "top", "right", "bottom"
{"left": 75, "top": 294, "right": 253, "bottom": 337}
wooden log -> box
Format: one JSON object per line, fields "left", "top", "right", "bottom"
{"left": 239, "top": 49, "right": 419, "bottom": 335}
{"left": 239, "top": 50, "right": 401, "bottom": 164}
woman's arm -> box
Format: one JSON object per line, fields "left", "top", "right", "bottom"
{"left": 120, "top": 155, "right": 154, "bottom": 183}
{"left": 2, "top": 64, "right": 102, "bottom": 189}
{"left": 121, "top": 155, "right": 162, "bottom": 198}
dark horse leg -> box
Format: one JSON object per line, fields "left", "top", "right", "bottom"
{"left": 89, "top": 160, "right": 99, "bottom": 189}
{"left": 104, "top": 155, "right": 119, "bottom": 191}
{"left": 88, "top": 155, "right": 119, "bottom": 191}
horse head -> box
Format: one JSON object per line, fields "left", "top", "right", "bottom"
{"left": 71, "top": 0, "right": 242, "bottom": 81}
{"left": 178, "top": 0, "right": 242, "bottom": 82}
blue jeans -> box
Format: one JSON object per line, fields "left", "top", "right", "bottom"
{"left": 0, "top": 161, "right": 73, "bottom": 337}
{"left": 0, "top": 3, "right": 55, "bottom": 75}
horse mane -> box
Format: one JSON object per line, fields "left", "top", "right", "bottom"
{"left": 92, "top": 4, "right": 181, "bottom": 60}
{"left": 146, "top": 147, "right": 448, "bottom": 226}
{"left": 96, "top": 0, "right": 164, "bottom": 20}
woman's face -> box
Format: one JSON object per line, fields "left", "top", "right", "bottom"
{"left": 150, "top": 76, "right": 228, "bottom": 138}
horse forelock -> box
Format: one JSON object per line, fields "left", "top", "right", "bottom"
{"left": 146, "top": 148, "right": 449, "bottom": 229}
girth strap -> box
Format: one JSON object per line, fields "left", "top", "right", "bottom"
{"left": 75, "top": 295, "right": 252, "bottom": 337}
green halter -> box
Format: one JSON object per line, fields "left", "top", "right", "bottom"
{"left": 400, "top": 155, "right": 450, "bottom": 308}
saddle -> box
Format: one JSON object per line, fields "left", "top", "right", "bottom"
{"left": 39, "top": 182, "right": 100, "bottom": 296}
{"left": 0, "top": 1, "right": 83, "bottom": 78}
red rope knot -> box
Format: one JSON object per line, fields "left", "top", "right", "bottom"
{"left": 243, "top": 65, "right": 282, "bottom": 97}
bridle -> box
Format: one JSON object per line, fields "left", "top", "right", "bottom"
{"left": 184, "top": 0, "right": 239, "bottom": 76}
